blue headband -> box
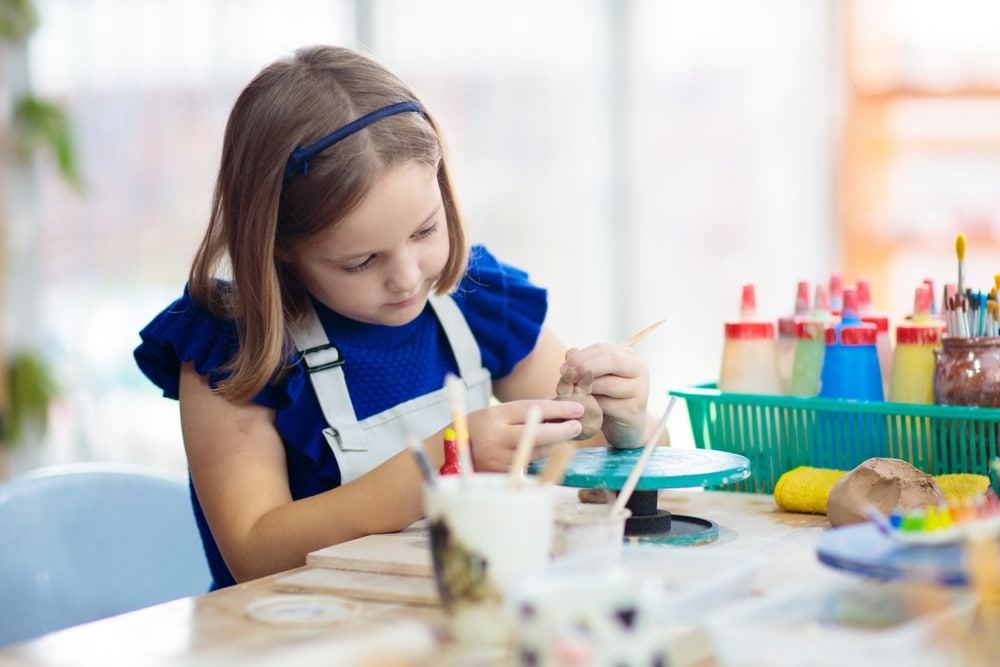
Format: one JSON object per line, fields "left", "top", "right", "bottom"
{"left": 282, "top": 101, "right": 426, "bottom": 184}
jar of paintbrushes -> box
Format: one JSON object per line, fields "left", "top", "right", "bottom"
{"left": 935, "top": 253, "right": 1000, "bottom": 409}
{"left": 933, "top": 238, "right": 1000, "bottom": 465}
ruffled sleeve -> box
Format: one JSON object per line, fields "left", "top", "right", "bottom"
{"left": 133, "top": 287, "right": 287, "bottom": 408}
{"left": 455, "top": 245, "right": 548, "bottom": 378}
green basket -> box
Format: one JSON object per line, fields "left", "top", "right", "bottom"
{"left": 669, "top": 384, "right": 1000, "bottom": 494}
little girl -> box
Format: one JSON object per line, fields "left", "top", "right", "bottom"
{"left": 135, "top": 44, "right": 655, "bottom": 589}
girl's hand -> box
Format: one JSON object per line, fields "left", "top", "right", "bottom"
{"left": 465, "top": 399, "right": 585, "bottom": 472}
{"left": 560, "top": 343, "right": 650, "bottom": 449}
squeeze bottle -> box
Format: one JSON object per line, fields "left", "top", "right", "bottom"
{"left": 788, "top": 284, "right": 833, "bottom": 397}
{"left": 818, "top": 286, "right": 883, "bottom": 401}
{"left": 438, "top": 428, "right": 461, "bottom": 475}
{"left": 829, "top": 272, "right": 844, "bottom": 315}
{"left": 856, "top": 276, "right": 892, "bottom": 398}
{"left": 718, "top": 284, "right": 781, "bottom": 394}
{"left": 889, "top": 285, "right": 946, "bottom": 404}
{"left": 777, "top": 280, "right": 811, "bottom": 394}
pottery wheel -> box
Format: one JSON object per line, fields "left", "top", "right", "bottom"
{"left": 529, "top": 447, "right": 751, "bottom": 545}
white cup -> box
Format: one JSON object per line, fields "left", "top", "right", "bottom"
{"left": 509, "top": 564, "right": 666, "bottom": 666}
{"left": 424, "top": 473, "right": 555, "bottom": 644}
{"left": 553, "top": 502, "right": 631, "bottom": 558}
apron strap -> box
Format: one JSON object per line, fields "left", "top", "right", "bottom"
{"left": 427, "top": 293, "right": 483, "bottom": 381}
{"left": 290, "top": 303, "right": 368, "bottom": 453}
{"left": 291, "top": 293, "right": 490, "bottom": 461}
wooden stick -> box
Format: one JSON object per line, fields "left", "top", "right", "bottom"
{"left": 507, "top": 405, "right": 542, "bottom": 489}
{"left": 621, "top": 319, "right": 666, "bottom": 347}
{"left": 444, "top": 374, "right": 474, "bottom": 481}
{"left": 610, "top": 396, "right": 677, "bottom": 517}
{"left": 538, "top": 441, "right": 576, "bottom": 485}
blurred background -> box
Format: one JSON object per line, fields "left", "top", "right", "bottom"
{"left": 1, "top": 0, "right": 999, "bottom": 477}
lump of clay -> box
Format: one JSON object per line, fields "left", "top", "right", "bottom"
{"left": 826, "top": 457, "right": 944, "bottom": 527}
{"left": 554, "top": 369, "right": 603, "bottom": 440}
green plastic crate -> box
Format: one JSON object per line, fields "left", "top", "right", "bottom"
{"left": 669, "top": 383, "right": 1000, "bottom": 494}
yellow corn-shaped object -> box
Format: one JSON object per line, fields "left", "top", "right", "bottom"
{"left": 934, "top": 473, "right": 991, "bottom": 503}
{"left": 773, "top": 466, "right": 847, "bottom": 514}
{"left": 773, "top": 467, "right": 991, "bottom": 514}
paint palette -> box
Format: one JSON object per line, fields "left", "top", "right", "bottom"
{"left": 818, "top": 522, "right": 976, "bottom": 585}
{"left": 882, "top": 515, "right": 1000, "bottom": 546}
{"left": 867, "top": 493, "right": 1000, "bottom": 547}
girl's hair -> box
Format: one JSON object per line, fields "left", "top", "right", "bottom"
{"left": 188, "top": 45, "right": 469, "bottom": 403}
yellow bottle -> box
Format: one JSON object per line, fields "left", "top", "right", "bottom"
{"left": 888, "top": 284, "right": 946, "bottom": 404}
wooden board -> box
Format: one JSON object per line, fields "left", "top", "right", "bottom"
{"left": 306, "top": 520, "right": 433, "bottom": 577}
{"left": 274, "top": 567, "right": 440, "bottom": 606}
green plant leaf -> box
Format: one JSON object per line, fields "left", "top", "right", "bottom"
{"left": 11, "top": 95, "right": 82, "bottom": 188}
{"left": 0, "top": 0, "right": 38, "bottom": 42}
{"left": 3, "top": 350, "right": 56, "bottom": 445}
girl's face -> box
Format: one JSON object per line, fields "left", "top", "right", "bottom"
{"left": 287, "top": 161, "right": 450, "bottom": 326}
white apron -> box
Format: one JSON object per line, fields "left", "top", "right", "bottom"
{"left": 291, "top": 294, "right": 492, "bottom": 484}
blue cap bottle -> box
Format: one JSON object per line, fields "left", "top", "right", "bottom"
{"left": 818, "top": 286, "right": 884, "bottom": 401}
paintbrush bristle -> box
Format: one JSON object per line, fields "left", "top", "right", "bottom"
{"left": 956, "top": 233, "right": 967, "bottom": 261}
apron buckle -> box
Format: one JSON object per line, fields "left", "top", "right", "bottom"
{"left": 301, "top": 343, "right": 344, "bottom": 373}
{"left": 323, "top": 427, "right": 369, "bottom": 452}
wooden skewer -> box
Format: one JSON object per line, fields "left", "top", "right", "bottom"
{"left": 610, "top": 395, "right": 677, "bottom": 517}
{"left": 507, "top": 405, "right": 542, "bottom": 489}
{"left": 538, "top": 441, "right": 576, "bottom": 485}
{"left": 621, "top": 319, "right": 666, "bottom": 347}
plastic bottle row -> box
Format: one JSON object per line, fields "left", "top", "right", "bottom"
{"left": 717, "top": 278, "right": 946, "bottom": 404}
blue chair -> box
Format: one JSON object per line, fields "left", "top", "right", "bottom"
{"left": 0, "top": 462, "right": 212, "bottom": 647}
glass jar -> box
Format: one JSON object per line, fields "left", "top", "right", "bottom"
{"left": 933, "top": 336, "right": 1000, "bottom": 408}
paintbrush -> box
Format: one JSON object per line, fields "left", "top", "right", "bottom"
{"left": 862, "top": 504, "right": 893, "bottom": 537}
{"left": 609, "top": 396, "right": 677, "bottom": 518}
{"left": 444, "top": 374, "right": 474, "bottom": 481}
{"left": 956, "top": 232, "right": 967, "bottom": 298}
{"left": 508, "top": 404, "right": 542, "bottom": 489}
{"left": 621, "top": 319, "right": 666, "bottom": 347}
{"left": 405, "top": 434, "right": 436, "bottom": 488}
{"left": 538, "top": 441, "right": 576, "bottom": 485}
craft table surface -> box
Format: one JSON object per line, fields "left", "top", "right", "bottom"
{"left": 0, "top": 489, "right": 888, "bottom": 667}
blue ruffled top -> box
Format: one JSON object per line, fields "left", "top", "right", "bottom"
{"left": 134, "top": 245, "right": 547, "bottom": 589}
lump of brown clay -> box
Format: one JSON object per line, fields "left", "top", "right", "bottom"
{"left": 826, "top": 457, "right": 944, "bottom": 527}
{"left": 554, "top": 369, "right": 603, "bottom": 440}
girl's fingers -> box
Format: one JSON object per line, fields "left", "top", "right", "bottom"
{"left": 534, "top": 399, "right": 585, "bottom": 422}
{"left": 562, "top": 344, "right": 644, "bottom": 389}
{"left": 534, "top": 419, "right": 583, "bottom": 444}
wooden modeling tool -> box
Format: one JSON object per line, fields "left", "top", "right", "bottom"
{"left": 956, "top": 232, "right": 967, "bottom": 297}
{"left": 508, "top": 405, "right": 542, "bottom": 489}
{"left": 538, "top": 441, "right": 576, "bottom": 485}
{"left": 610, "top": 396, "right": 677, "bottom": 518}
{"left": 444, "top": 374, "right": 474, "bottom": 481}
{"left": 621, "top": 319, "right": 666, "bottom": 348}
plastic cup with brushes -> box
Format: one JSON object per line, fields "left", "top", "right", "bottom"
{"left": 422, "top": 376, "right": 558, "bottom": 645}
